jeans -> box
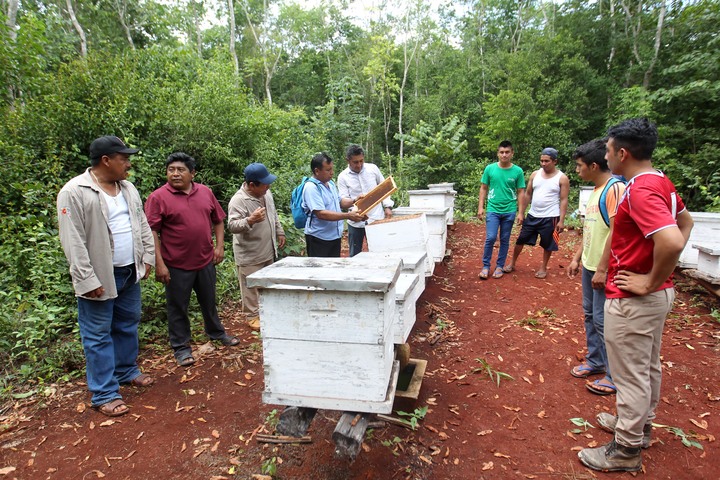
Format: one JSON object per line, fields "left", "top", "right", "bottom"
{"left": 582, "top": 267, "right": 611, "bottom": 379}
{"left": 166, "top": 263, "right": 226, "bottom": 360}
{"left": 347, "top": 225, "right": 366, "bottom": 257}
{"left": 483, "top": 212, "right": 516, "bottom": 269}
{"left": 77, "top": 264, "right": 142, "bottom": 406}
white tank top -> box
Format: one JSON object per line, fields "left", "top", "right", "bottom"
{"left": 528, "top": 169, "right": 562, "bottom": 218}
{"left": 101, "top": 189, "right": 135, "bottom": 266}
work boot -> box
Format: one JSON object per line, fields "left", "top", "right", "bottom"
{"left": 596, "top": 412, "right": 652, "bottom": 449}
{"left": 578, "top": 439, "right": 642, "bottom": 472}
{"left": 247, "top": 316, "right": 260, "bottom": 331}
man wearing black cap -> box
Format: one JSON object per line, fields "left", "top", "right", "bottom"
{"left": 145, "top": 152, "right": 240, "bottom": 366}
{"left": 505, "top": 147, "right": 569, "bottom": 278}
{"left": 227, "top": 163, "right": 286, "bottom": 330}
{"left": 57, "top": 136, "right": 156, "bottom": 417}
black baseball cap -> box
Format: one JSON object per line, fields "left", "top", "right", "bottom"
{"left": 89, "top": 136, "right": 140, "bottom": 160}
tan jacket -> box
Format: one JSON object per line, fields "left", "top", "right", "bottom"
{"left": 227, "top": 185, "right": 284, "bottom": 266}
{"left": 57, "top": 169, "right": 155, "bottom": 300}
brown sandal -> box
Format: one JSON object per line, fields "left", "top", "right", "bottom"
{"left": 93, "top": 398, "right": 129, "bottom": 417}
{"left": 129, "top": 373, "right": 154, "bottom": 387}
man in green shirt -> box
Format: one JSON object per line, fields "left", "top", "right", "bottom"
{"left": 477, "top": 141, "right": 526, "bottom": 279}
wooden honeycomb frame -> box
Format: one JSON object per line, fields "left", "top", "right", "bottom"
{"left": 354, "top": 176, "right": 397, "bottom": 216}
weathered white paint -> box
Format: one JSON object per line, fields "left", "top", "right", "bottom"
{"left": 693, "top": 244, "right": 720, "bottom": 278}
{"left": 248, "top": 256, "right": 401, "bottom": 412}
{"left": 246, "top": 256, "right": 401, "bottom": 292}
{"left": 392, "top": 207, "right": 449, "bottom": 262}
{"left": 354, "top": 251, "right": 427, "bottom": 292}
{"left": 408, "top": 189, "right": 456, "bottom": 225}
{"left": 428, "top": 182, "right": 455, "bottom": 190}
{"left": 679, "top": 212, "right": 720, "bottom": 267}
{"left": 393, "top": 273, "right": 421, "bottom": 343}
{"left": 366, "top": 214, "right": 435, "bottom": 276}
{"left": 263, "top": 361, "right": 400, "bottom": 414}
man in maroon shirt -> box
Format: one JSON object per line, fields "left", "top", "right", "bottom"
{"left": 578, "top": 119, "right": 693, "bottom": 472}
{"left": 145, "top": 153, "right": 240, "bottom": 367}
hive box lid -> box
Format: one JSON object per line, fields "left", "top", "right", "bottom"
{"left": 354, "top": 251, "right": 427, "bottom": 271}
{"left": 393, "top": 206, "right": 449, "bottom": 217}
{"left": 247, "top": 256, "right": 401, "bottom": 292}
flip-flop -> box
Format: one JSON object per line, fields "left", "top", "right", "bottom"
{"left": 503, "top": 265, "right": 514, "bottom": 273}
{"left": 535, "top": 271, "right": 547, "bottom": 279}
{"left": 586, "top": 377, "right": 617, "bottom": 395}
{"left": 570, "top": 363, "right": 605, "bottom": 378}
{"left": 492, "top": 267, "right": 504, "bottom": 279}
{"left": 479, "top": 267, "right": 489, "bottom": 280}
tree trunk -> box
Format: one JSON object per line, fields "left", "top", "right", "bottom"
{"left": 5, "top": 0, "right": 19, "bottom": 41}
{"left": 228, "top": 0, "right": 239, "bottom": 76}
{"left": 606, "top": 0, "right": 616, "bottom": 72}
{"left": 115, "top": 0, "right": 135, "bottom": 50}
{"left": 643, "top": 0, "right": 666, "bottom": 89}
{"left": 192, "top": 1, "right": 203, "bottom": 57}
{"left": 66, "top": 0, "right": 87, "bottom": 57}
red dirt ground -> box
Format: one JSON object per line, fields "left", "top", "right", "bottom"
{"left": 1, "top": 222, "right": 719, "bottom": 480}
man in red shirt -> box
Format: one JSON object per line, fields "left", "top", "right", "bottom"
{"left": 145, "top": 153, "right": 240, "bottom": 367}
{"left": 578, "top": 119, "right": 693, "bottom": 472}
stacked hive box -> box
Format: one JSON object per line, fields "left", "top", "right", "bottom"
{"left": 355, "top": 251, "right": 427, "bottom": 344}
{"left": 366, "top": 213, "right": 435, "bottom": 276}
{"left": 392, "top": 207, "right": 450, "bottom": 263}
{"left": 246, "top": 256, "right": 402, "bottom": 414}
{"left": 410, "top": 186, "right": 457, "bottom": 226}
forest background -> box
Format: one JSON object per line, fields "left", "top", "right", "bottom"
{"left": 1, "top": 0, "right": 718, "bottom": 398}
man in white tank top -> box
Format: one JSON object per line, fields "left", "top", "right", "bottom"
{"left": 505, "top": 147, "right": 569, "bottom": 278}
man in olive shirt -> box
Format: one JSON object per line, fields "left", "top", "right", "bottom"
{"left": 228, "top": 163, "right": 286, "bottom": 330}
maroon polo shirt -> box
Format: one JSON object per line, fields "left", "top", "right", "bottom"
{"left": 145, "top": 182, "right": 226, "bottom": 271}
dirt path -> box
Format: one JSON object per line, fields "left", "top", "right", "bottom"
{"left": 1, "top": 222, "right": 718, "bottom": 479}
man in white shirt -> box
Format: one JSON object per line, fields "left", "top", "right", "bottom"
{"left": 337, "top": 145, "right": 394, "bottom": 256}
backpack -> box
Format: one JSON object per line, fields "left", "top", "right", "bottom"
{"left": 290, "top": 177, "right": 319, "bottom": 229}
{"left": 598, "top": 177, "right": 625, "bottom": 227}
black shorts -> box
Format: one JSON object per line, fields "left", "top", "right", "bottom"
{"left": 515, "top": 214, "right": 559, "bottom": 251}
{"left": 305, "top": 235, "right": 342, "bottom": 258}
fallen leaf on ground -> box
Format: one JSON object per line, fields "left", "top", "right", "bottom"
{"left": 477, "top": 430, "right": 492, "bottom": 436}
{"left": 425, "top": 425, "right": 439, "bottom": 433}
{"left": 181, "top": 442, "right": 187, "bottom": 452}
{"left": 537, "top": 411, "right": 546, "bottom": 418}
{"left": 99, "top": 420, "right": 116, "bottom": 427}
{"left": 539, "top": 373, "right": 545, "bottom": 383}
{"left": 522, "top": 376, "right": 532, "bottom": 384}
{"left": 143, "top": 405, "right": 157, "bottom": 410}
{"left": 419, "top": 455, "right": 432, "bottom": 465}
{"left": 234, "top": 382, "right": 247, "bottom": 387}
{"left": 494, "top": 452, "right": 510, "bottom": 458}
{"left": 482, "top": 461, "right": 494, "bottom": 470}
{"left": 76, "top": 403, "right": 86, "bottom": 413}
{"left": 690, "top": 419, "right": 708, "bottom": 430}
{"left": 503, "top": 406, "right": 520, "bottom": 412}
{"left": 212, "top": 430, "right": 220, "bottom": 438}
{"left": 0, "top": 466, "right": 17, "bottom": 475}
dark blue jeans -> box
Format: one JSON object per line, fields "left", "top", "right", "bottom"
{"left": 483, "top": 212, "right": 516, "bottom": 269}
{"left": 347, "top": 225, "right": 366, "bottom": 257}
{"left": 77, "top": 264, "right": 142, "bottom": 406}
{"left": 582, "top": 266, "right": 611, "bottom": 379}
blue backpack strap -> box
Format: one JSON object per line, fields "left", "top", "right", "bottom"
{"left": 599, "top": 177, "right": 623, "bottom": 227}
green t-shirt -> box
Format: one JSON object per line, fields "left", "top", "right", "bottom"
{"left": 481, "top": 163, "right": 526, "bottom": 213}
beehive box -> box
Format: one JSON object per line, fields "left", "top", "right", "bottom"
{"left": 392, "top": 207, "right": 450, "bottom": 262}
{"left": 693, "top": 244, "right": 720, "bottom": 278}
{"left": 679, "top": 212, "right": 720, "bottom": 267}
{"left": 366, "top": 214, "right": 435, "bottom": 276}
{"left": 354, "top": 252, "right": 425, "bottom": 344}
{"left": 409, "top": 188, "right": 456, "bottom": 225}
{"left": 246, "top": 256, "right": 401, "bottom": 413}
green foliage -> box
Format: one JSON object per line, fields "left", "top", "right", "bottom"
{"left": 569, "top": 417, "right": 595, "bottom": 434}
{"left": 472, "top": 358, "right": 514, "bottom": 387}
{"left": 653, "top": 423, "right": 704, "bottom": 450}
{"left": 395, "top": 405, "right": 428, "bottom": 431}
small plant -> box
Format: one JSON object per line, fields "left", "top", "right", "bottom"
{"left": 261, "top": 456, "right": 278, "bottom": 476}
{"left": 435, "top": 318, "right": 448, "bottom": 332}
{"left": 517, "top": 316, "right": 539, "bottom": 327}
{"left": 381, "top": 436, "right": 403, "bottom": 456}
{"left": 472, "top": 358, "right": 514, "bottom": 387}
{"left": 654, "top": 423, "right": 704, "bottom": 449}
{"left": 711, "top": 309, "right": 720, "bottom": 325}
{"left": 395, "top": 405, "right": 429, "bottom": 430}
{"left": 569, "top": 417, "right": 595, "bottom": 433}
{"left": 265, "top": 409, "right": 279, "bottom": 430}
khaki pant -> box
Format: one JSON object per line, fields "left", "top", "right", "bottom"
{"left": 605, "top": 288, "right": 675, "bottom": 447}
{"left": 237, "top": 259, "right": 274, "bottom": 315}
